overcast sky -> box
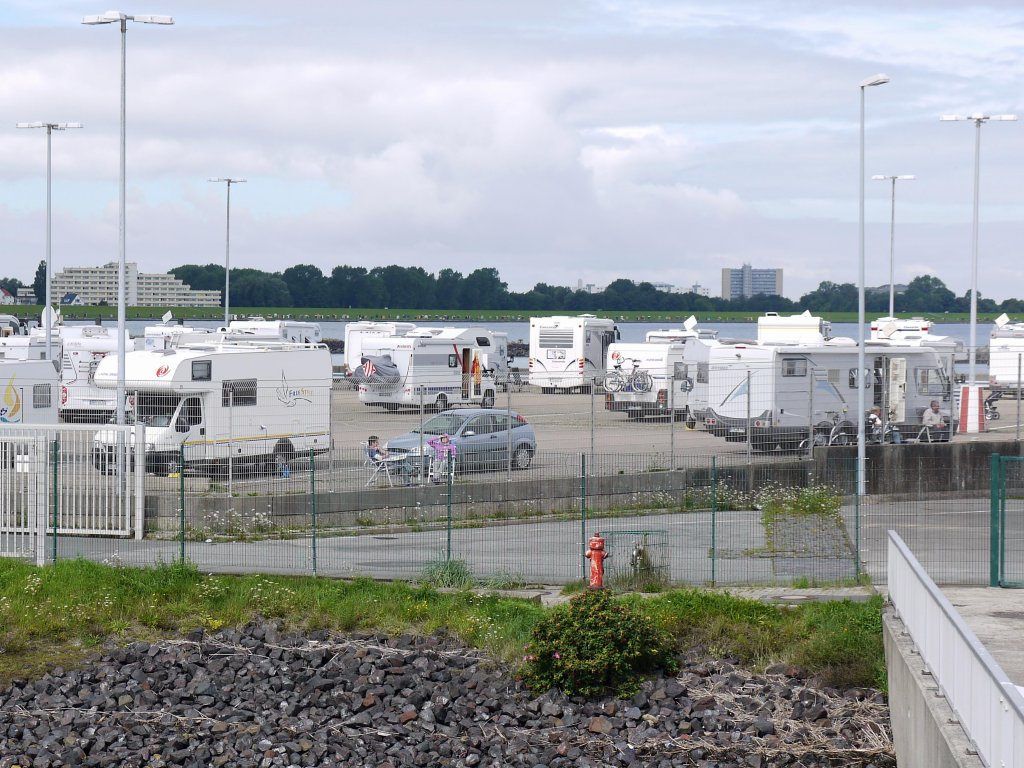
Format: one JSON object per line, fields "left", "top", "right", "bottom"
{"left": 1, "top": 1, "right": 1022, "bottom": 301}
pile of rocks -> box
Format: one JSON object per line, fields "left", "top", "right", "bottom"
{"left": 0, "top": 622, "right": 894, "bottom": 767}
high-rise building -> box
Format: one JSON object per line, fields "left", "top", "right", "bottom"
{"left": 51, "top": 263, "right": 221, "bottom": 307}
{"left": 721, "top": 264, "right": 783, "bottom": 300}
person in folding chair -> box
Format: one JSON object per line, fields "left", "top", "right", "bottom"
{"left": 366, "top": 435, "right": 414, "bottom": 487}
{"left": 427, "top": 433, "right": 458, "bottom": 484}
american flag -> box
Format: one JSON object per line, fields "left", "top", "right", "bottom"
{"left": 362, "top": 359, "right": 376, "bottom": 378}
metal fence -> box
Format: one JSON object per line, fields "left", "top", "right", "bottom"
{"left": 1, "top": 375, "right": 1018, "bottom": 586}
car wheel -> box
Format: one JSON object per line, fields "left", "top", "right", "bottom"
{"left": 512, "top": 445, "right": 533, "bottom": 470}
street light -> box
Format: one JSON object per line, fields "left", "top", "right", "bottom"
{"left": 940, "top": 113, "right": 1017, "bottom": 385}
{"left": 871, "top": 174, "right": 915, "bottom": 319}
{"left": 208, "top": 178, "right": 247, "bottom": 326}
{"left": 858, "top": 74, "right": 888, "bottom": 498}
{"left": 82, "top": 10, "right": 174, "bottom": 428}
{"left": 15, "top": 121, "right": 82, "bottom": 361}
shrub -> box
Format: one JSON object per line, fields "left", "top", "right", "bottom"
{"left": 521, "top": 589, "right": 678, "bottom": 698}
{"left": 419, "top": 558, "right": 475, "bottom": 589}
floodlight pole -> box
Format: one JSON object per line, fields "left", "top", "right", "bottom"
{"left": 858, "top": 74, "right": 889, "bottom": 498}
{"left": 871, "top": 175, "right": 915, "bottom": 318}
{"left": 15, "top": 121, "right": 82, "bottom": 361}
{"left": 940, "top": 113, "right": 1018, "bottom": 385}
{"left": 208, "top": 177, "right": 247, "bottom": 325}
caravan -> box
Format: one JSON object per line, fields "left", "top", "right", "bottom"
{"left": 703, "top": 339, "right": 952, "bottom": 450}
{"left": 528, "top": 315, "right": 617, "bottom": 392}
{"left": 988, "top": 314, "right": 1024, "bottom": 394}
{"left": 357, "top": 327, "right": 500, "bottom": 410}
{"left": 343, "top": 321, "right": 417, "bottom": 371}
{"left": 0, "top": 359, "right": 59, "bottom": 426}
{"left": 92, "top": 341, "right": 332, "bottom": 476}
{"left": 57, "top": 324, "right": 133, "bottom": 423}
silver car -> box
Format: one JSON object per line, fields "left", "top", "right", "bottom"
{"left": 385, "top": 408, "right": 537, "bottom": 471}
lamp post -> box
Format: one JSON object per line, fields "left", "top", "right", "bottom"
{"left": 858, "top": 74, "right": 888, "bottom": 498}
{"left": 871, "top": 174, "right": 915, "bottom": 319}
{"left": 82, "top": 10, "right": 174, "bottom": 427}
{"left": 15, "top": 121, "right": 82, "bottom": 361}
{"left": 940, "top": 114, "right": 1017, "bottom": 385}
{"left": 208, "top": 178, "right": 246, "bottom": 326}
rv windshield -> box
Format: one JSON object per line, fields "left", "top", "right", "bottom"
{"left": 414, "top": 413, "right": 469, "bottom": 435}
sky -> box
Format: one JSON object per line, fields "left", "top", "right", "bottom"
{"left": 1, "top": 1, "right": 1022, "bottom": 301}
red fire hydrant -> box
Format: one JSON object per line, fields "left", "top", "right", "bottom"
{"left": 586, "top": 533, "right": 609, "bottom": 589}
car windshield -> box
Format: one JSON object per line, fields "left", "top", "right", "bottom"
{"left": 142, "top": 414, "right": 173, "bottom": 427}
{"left": 414, "top": 413, "right": 469, "bottom": 435}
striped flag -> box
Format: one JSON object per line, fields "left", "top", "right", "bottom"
{"left": 362, "top": 359, "right": 376, "bottom": 378}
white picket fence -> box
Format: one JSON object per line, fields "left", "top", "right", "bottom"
{"left": 0, "top": 424, "right": 145, "bottom": 565}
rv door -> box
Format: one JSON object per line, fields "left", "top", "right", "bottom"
{"left": 174, "top": 396, "right": 206, "bottom": 462}
{"left": 889, "top": 358, "right": 907, "bottom": 422}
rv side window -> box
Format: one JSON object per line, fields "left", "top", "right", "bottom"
{"left": 697, "top": 363, "right": 709, "bottom": 384}
{"left": 192, "top": 360, "right": 212, "bottom": 381}
{"left": 448, "top": 354, "right": 459, "bottom": 368}
{"left": 849, "top": 368, "right": 859, "bottom": 388}
{"left": 673, "top": 363, "right": 687, "bottom": 380}
{"left": 33, "top": 384, "right": 52, "bottom": 409}
{"left": 915, "top": 368, "right": 947, "bottom": 396}
{"left": 222, "top": 379, "right": 258, "bottom": 407}
{"left": 475, "top": 337, "right": 491, "bottom": 346}
{"left": 782, "top": 359, "right": 807, "bottom": 377}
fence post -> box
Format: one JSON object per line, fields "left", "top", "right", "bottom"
{"left": 669, "top": 383, "right": 676, "bottom": 468}
{"left": 746, "top": 371, "right": 752, "bottom": 464}
{"left": 446, "top": 456, "right": 453, "bottom": 562}
{"left": 51, "top": 438, "right": 59, "bottom": 565}
{"left": 991, "top": 453, "right": 1001, "bottom": 587}
{"left": 854, "top": 455, "right": 861, "bottom": 580}
{"left": 581, "top": 453, "right": 587, "bottom": 582}
{"left": 134, "top": 423, "right": 145, "bottom": 540}
{"left": 1017, "top": 354, "right": 1021, "bottom": 443}
{"left": 710, "top": 456, "right": 717, "bottom": 586}
{"left": 310, "top": 448, "right": 317, "bottom": 577}
{"left": 179, "top": 444, "right": 186, "bottom": 565}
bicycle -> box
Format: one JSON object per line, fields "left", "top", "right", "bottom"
{"left": 602, "top": 359, "right": 653, "bottom": 394}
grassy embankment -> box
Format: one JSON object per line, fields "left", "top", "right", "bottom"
{"left": 14, "top": 304, "right": 990, "bottom": 325}
{"left": 0, "top": 558, "right": 886, "bottom": 693}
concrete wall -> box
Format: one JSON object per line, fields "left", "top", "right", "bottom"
{"left": 883, "top": 607, "right": 983, "bottom": 768}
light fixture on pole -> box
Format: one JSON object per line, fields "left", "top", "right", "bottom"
{"left": 858, "top": 73, "right": 889, "bottom": 498}
{"left": 940, "top": 113, "right": 1017, "bottom": 386}
{"left": 871, "top": 174, "right": 915, "bottom": 319}
{"left": 15, "top": 121, "right": 82, "bottom": 361}
{"left": 82, "top": 10, "right": 174, "bottom": 428}
{"left": 208, "top": 177, "right": 247, "bottom": 326}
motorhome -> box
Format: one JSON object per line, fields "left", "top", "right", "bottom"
{"left": 0, "top": 359, "right": 59, "bottom": 426}
{"left": 603, "top": 341, "right": 692, "bottom": 422}
{"left": 357, "top": 327, "right": 500, "bottom": 410}
{"left": 343, "top": 321, "right": 416, "bottom": 370}
{"left": 228, "top": 318, "right": 322, "bottom": 343}
{"left": 870, "top": 316, "right": 964, "bottom": 372}
{"left": 92, "top": 341, "right": 332, "bottom": 476}
{"left": 0, "top": 315, "right": 27, "bottom": 338}
{"left": 703, "top": 339, "right": 952, "bottom": 450}
{"left": 757, "top": 311, "right": 832, "bottom": 344}
{"left": 987, "top": 314, "right": 1024, "bottom": 394}
{"left": 528, "top": 315, "right": 618, "bottom": 392}
{"left": 0, "top": 334, "right": 49, "bottom": 361}
{"left": 56, "top": 324, "right": 133, "bottom": 423}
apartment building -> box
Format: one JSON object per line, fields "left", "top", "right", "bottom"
{"left": 51, "top": 263, "right": 221, "bottom": 307}
{"left": 721, "top": 264, "right": 783, "bottom": 300}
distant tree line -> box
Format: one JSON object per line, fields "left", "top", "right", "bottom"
{"left": 6, "top": 260, "right": 1024, "bottom": 314}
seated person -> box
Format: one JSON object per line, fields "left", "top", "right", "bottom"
{"left": 921, "top": 400, "right": 949, "bottom": 440}
{"left": 867, "top": 407, "right": 884, "bottom": 443}
{"left": 366, "top": 435, "right": 414, "bottom": 485}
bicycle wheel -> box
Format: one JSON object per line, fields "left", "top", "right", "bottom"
{"left": 603, "top": 373, "right": 624, "bottom": 393}
{"left": 632, "top": 371, "right": 653, "bottom": 393}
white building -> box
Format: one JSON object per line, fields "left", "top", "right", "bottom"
{"left": 51, "top": 262, "right": 221, "bottom": 307}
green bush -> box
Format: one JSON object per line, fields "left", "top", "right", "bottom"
{"left": 521, "top": 589, "right": 678, "bottom": 698}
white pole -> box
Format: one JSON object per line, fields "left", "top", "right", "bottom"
{"left": 45, "top": 125, "right": 52, "bottom": 361}
{"left": 969, "top": 118, "right": 981, "bottom": 385}
{"left": 225, "top": 180, "right": 231, "bottom": 325}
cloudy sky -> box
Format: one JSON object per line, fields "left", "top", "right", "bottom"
{"left": 1, "top": 1, "right": 1022, "bottom": 301}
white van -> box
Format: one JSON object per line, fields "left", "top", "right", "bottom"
{"left": 0, "top": 359, "right": 59, "bottom": 426}
{"left": 92, "top": 341, "right": 332, "bottom": 476}
{"left": 528, "top": 315, "right": 618, "bottom": 392}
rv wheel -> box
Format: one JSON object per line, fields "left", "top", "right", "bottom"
{"left": 161, "top": 454, "right": 179, "bottom": 477}
{"left": 481, "top": 391, "right": 495, "bottom": 409}
{"left": 686, "top": 412, "right": 698, "bottom": 430}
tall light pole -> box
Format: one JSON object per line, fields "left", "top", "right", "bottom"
{"left": 940, "top": 114, "right": 1017, "bottom": 385}
{"left": 15, "top": 121, "right": 82, "bottom": 361}
{"left": 871, "top": 174, "right": 915, "bottom": 319}
{"left": 82, "top": 10, "right": 174, "bottom": 427}
{"left": 208, "top": 178, "right": 246, "bottom": 326}
{"left": 858, "top": 74, "right": 888, "bottom": 498}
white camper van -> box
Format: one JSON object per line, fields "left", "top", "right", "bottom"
{"left": 56, "top": 325, "right": 133, "bottom": 423}
{"left": 343, "top": 321, "right": 417, "bottom": 371}
{"left": 357, "top": 327, "right": 499, "bottom": 410}
{"left": 92, "top": 342, "right": 332, "bottom": 476}
{"left": 757, "top": 311, "right": 832, "bottom": 344}
{"left": 528, "top": 315, "right": 618, "bottom": 392}
{"left": 0, "top": 359, "right": 59, "bottom": 426}
{"left": 703, "top": 339, "right": 952, "bottom": 450}
{"left": 988, "top": 314, "right": 1024, "bottom": 394}
{"left": 869, "top": 316, "right": 963, "bottom": 373}
{"left": 228, "top": 318, "right": 322, "bottom": 344}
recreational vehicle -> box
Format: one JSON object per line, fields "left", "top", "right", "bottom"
{"left": 357, "top": 327, "right": 499, "bottom": 410}
{"left": 0, "top": 359, "right": 59, "bottom": 426}
{"left": 870, "top": 316, "right": 964, "bottom": 372}
{"left": 92, "top": 341, "right": 332, "bottom": 476}
{"left": 703, "top": 339, "right": 952, "bottom": 450}
{"left": 0, "top": 315, "right": 27, "bottom": 338}
{"left": 343, "top": 321, "right": 416, "bottom": 370}
{"left": 757, "top": 311, "right": 832, "bottom": 344}
{"left": 57, "top": 325, "right": 134, "bottom": 423}
{"left": 227, "top": 318, "right": 322, "bottom": 344}
{"left": 988, "top": 314, "right": 1024, "bottom": 394}
{"left": 528, "top": 315, "right": 618, "bottom": 392}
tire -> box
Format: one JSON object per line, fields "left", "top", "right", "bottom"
{"left": 435, "top": 394, "right": 448, "bottom": 412}
{"left": 990, "top": 411, "right": 1001, "bottom": 421}
{"left": 686, "top": 412, "right": 698, "bottom": 430}
{"left": 161, "top": 454, "right": 179, "bottom": 477}
{"left": 273, "top": 439, "right": 295, "bottom": 466}
{"left": 512, "top": 445, "right": 533, "bottom": 470}
{"left": 632, "top": 371, "right": 653, "bottom": 393}
{"left": 481, "top": 390, "right": 495, "bottom": 409}
{"left": 603, "top": 375, "right": 623, "bottom": 394}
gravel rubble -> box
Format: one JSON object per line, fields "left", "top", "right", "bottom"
{"left": 0, "top": 622, "right": 895, "bottom": 767}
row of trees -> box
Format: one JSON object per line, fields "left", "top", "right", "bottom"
{"left": 4, "top": 261, "right": 1024, "bottom": 314}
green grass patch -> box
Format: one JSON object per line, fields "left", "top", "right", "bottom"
{"left": 0, "top": 559, "right": 886, "bottom": 694}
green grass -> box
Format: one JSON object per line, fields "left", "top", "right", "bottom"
{"left": 0, "top": 558, "right": 887, "bottom": 692}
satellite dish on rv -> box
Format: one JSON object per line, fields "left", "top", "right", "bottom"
{"left": 683, "top": 315, "right": 698, "bottom": 332}
{"left": 161, "top": 311, "right": 173, "bottom": 324}
{"left": 995, "top": 313, "right": 1010, "bottom": 328}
